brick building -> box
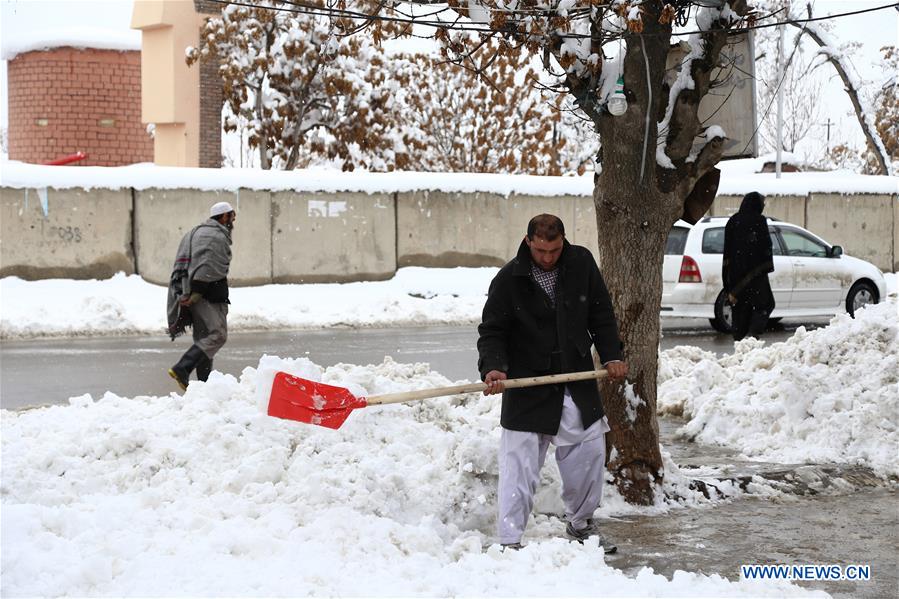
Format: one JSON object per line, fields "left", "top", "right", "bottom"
{"left": 6, "top": 45, "right": 153, "bottom": 166}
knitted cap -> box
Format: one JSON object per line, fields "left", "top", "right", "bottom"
{"left": 210, "top": 201, "right": 235, "bottom": 217}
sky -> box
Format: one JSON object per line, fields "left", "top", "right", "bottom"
{"left": 0, "top": 0, "right": 897, "bottom": 163}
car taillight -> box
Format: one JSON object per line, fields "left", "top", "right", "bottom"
{"left": 678, "top": 256, "right": 702, "bottom": 283}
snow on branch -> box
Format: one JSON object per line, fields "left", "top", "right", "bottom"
{"left": 792, "top": 16, "right": 894, "bottom": 176}
{"left": 656, "top": 1, "right": 747, "bottom": 174}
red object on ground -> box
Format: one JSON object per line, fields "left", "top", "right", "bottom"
{"left": 43, "top": 152, "right": 88, "bottom": 166}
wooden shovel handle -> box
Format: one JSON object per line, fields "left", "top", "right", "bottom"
{"left": 364, "top": 369, "right": 609, "bottom": 406}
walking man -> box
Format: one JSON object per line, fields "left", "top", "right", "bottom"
{"left": 722, "top": 191, "right": 775, "bottom": 341}
{"left": 477, "top": 214, "right": 628, "bottom": 552}
{"left": 167, "top": 201, "right": 236, "bottom": 390}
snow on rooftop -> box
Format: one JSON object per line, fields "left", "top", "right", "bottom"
{"left": 1, "top": 27, "right": 140, "bottom": 61}
{"left": 1, "top": 160, "right": 897, "bottom": 197}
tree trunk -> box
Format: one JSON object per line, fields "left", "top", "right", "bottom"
{"left": 254, "top": 85, "right": 271, "bottom": 170}
{"left": 594, "top": 179, "right": 668, "bottom": 505}
{"left": 570, "top": 0, "right": 743, "bottom": 504}
{"left": 588, "top": 4, "right": 679, "bottom": 505}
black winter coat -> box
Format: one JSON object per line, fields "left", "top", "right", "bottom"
{"left": 477, "top": 239, "right": 623, "bottom": 435}
{"left": 722, "top": 193, "right": 775, "bottom": 311}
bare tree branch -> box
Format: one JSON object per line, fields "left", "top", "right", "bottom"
{"left": 788, "top": 5, "right": 892, "bottom": 175}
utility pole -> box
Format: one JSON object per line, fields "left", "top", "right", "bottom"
{"left": 822, "top": 117, "right": 833, "bottom": 151}
{"left": 775, "top": 17, "right": 785, "bottom": 179}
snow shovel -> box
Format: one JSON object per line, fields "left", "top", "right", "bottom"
{"left": 267, "top": 369, "right": 609, "bottom": 429}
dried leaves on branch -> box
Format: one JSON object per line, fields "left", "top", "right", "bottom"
{"left": 187, "top": 0, "right": 593, "bottom": 173}
{"left": 186, "top": 1, "right": 404, "bottom": 170}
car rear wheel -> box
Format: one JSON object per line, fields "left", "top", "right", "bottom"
{"left": 710, "top": 290, "right": 733, "bottom": 333}
{"left": 846, "top": 281, "right": 878, "bottom": 317}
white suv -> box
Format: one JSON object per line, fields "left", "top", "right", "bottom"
{"left": 662, "top": 216, "right": 887, "bottom": 332}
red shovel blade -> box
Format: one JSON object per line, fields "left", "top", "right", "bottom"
{"left": 268, "top": 371, "right": 368, "bottom": 429}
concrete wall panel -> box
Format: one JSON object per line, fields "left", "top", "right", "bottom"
{"left": 0, "top": 187, "right": 133, "bottom": 279}
{"left": 572, "top": 194, "right": 600, "bottom": 261}
{"left": 397, "top": 191, "right": 510, "bottom": 267}
{"left": 709, "top": 194, "right": 741, "bottom": 217}
{"left": 763, "top": 195, "right": 806, "bottom": 225}
{"left": 4, "top": 185, "right": 896, "bottom": 284}
{"left": 505, "top": 193, "right": 578, "bottom": 259}
{"left": 711, "top": 194, "right": 806, "bottom": 226}
{"left": 272, "top": 191, "right": 394, "bottom": 283}
{"left": 134, "top": 188, "right": 272, "bottom": 286}
{"left": 806, "top": 193, "right": 893, "bottom": 271}
{"left": 398, "top": 191, "right": 586, "bottom": 267}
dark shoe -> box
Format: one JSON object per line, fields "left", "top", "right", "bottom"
{"left": 196, "top": 355, "right": 213, "bottom": 382}
{"left": 168, "top": 345, "right": 205, "bottom": 391}
{"left": 501, "top": 542, "right": 523, "bottom": 552}
{"left": 565, "top": 519, "right": 617, "bottom": 554}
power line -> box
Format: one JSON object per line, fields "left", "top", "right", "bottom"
{"left": 739, "top": 15, "right": 808, "bottom": 155}
{"left": 206, "top": 0, "right": 899, "bottom": 42}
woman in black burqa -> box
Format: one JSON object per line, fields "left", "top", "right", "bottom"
{"left": 722, "top": 191, "right": 775, "bottom": 340}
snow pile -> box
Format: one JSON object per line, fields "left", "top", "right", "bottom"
{"left": 885, "top": 272, "right": 897, "bottom": 296}
{"left": 658, "top": 299, "right": 899, "bottom": 475}
{"left": 4, "top": 270, "right": 894, "bottom": 340}
{"left": 0, "top": 268, "right": 496, "bottom": 339}
{"left": 1, "top": 357, "right": 811, "bottom": 597}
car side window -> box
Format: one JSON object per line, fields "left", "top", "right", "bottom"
{"left": 768, "top": 229, "right": 784, "bottom": 256}
{"left": 779, "top": 228, "right": 828, "bottom": 258}
{"left": 701, "top": 227, "right": 725, "bottom": 254}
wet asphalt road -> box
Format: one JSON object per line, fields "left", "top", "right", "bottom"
{"left": 601, "top": 485, "right": 898, "bottom": 599}
{"left": 1, "top": 318, "right": 828, "bottom": 410}
{"left": 602, "top": 420, "right": 899, "bottom": 599}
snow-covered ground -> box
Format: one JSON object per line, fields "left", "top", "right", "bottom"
{"left": 2, "top": 270, "right": 896, "bottom": 340}
{"left": 2, "top": 270, "right": 896, "bottom": 595}
{"left": 4, "top": 355, "right": 816, "bottom": 597}
{"left": 0, "top": 268, "right": 496, "bottom": 339}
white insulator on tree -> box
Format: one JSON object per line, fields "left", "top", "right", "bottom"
{"left": 608, "top": 76, "right": 627, "bottom": 116}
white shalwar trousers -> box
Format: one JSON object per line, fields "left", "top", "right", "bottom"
{"left": 497, "top": 388, "right": 610, "bottom": 545}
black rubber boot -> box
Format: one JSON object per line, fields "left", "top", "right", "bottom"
{"left": 168, "top": 345, "right": 205, "bottom": 391}
{"left": 196, "top": 355, "right": 213, "bottom": 382}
